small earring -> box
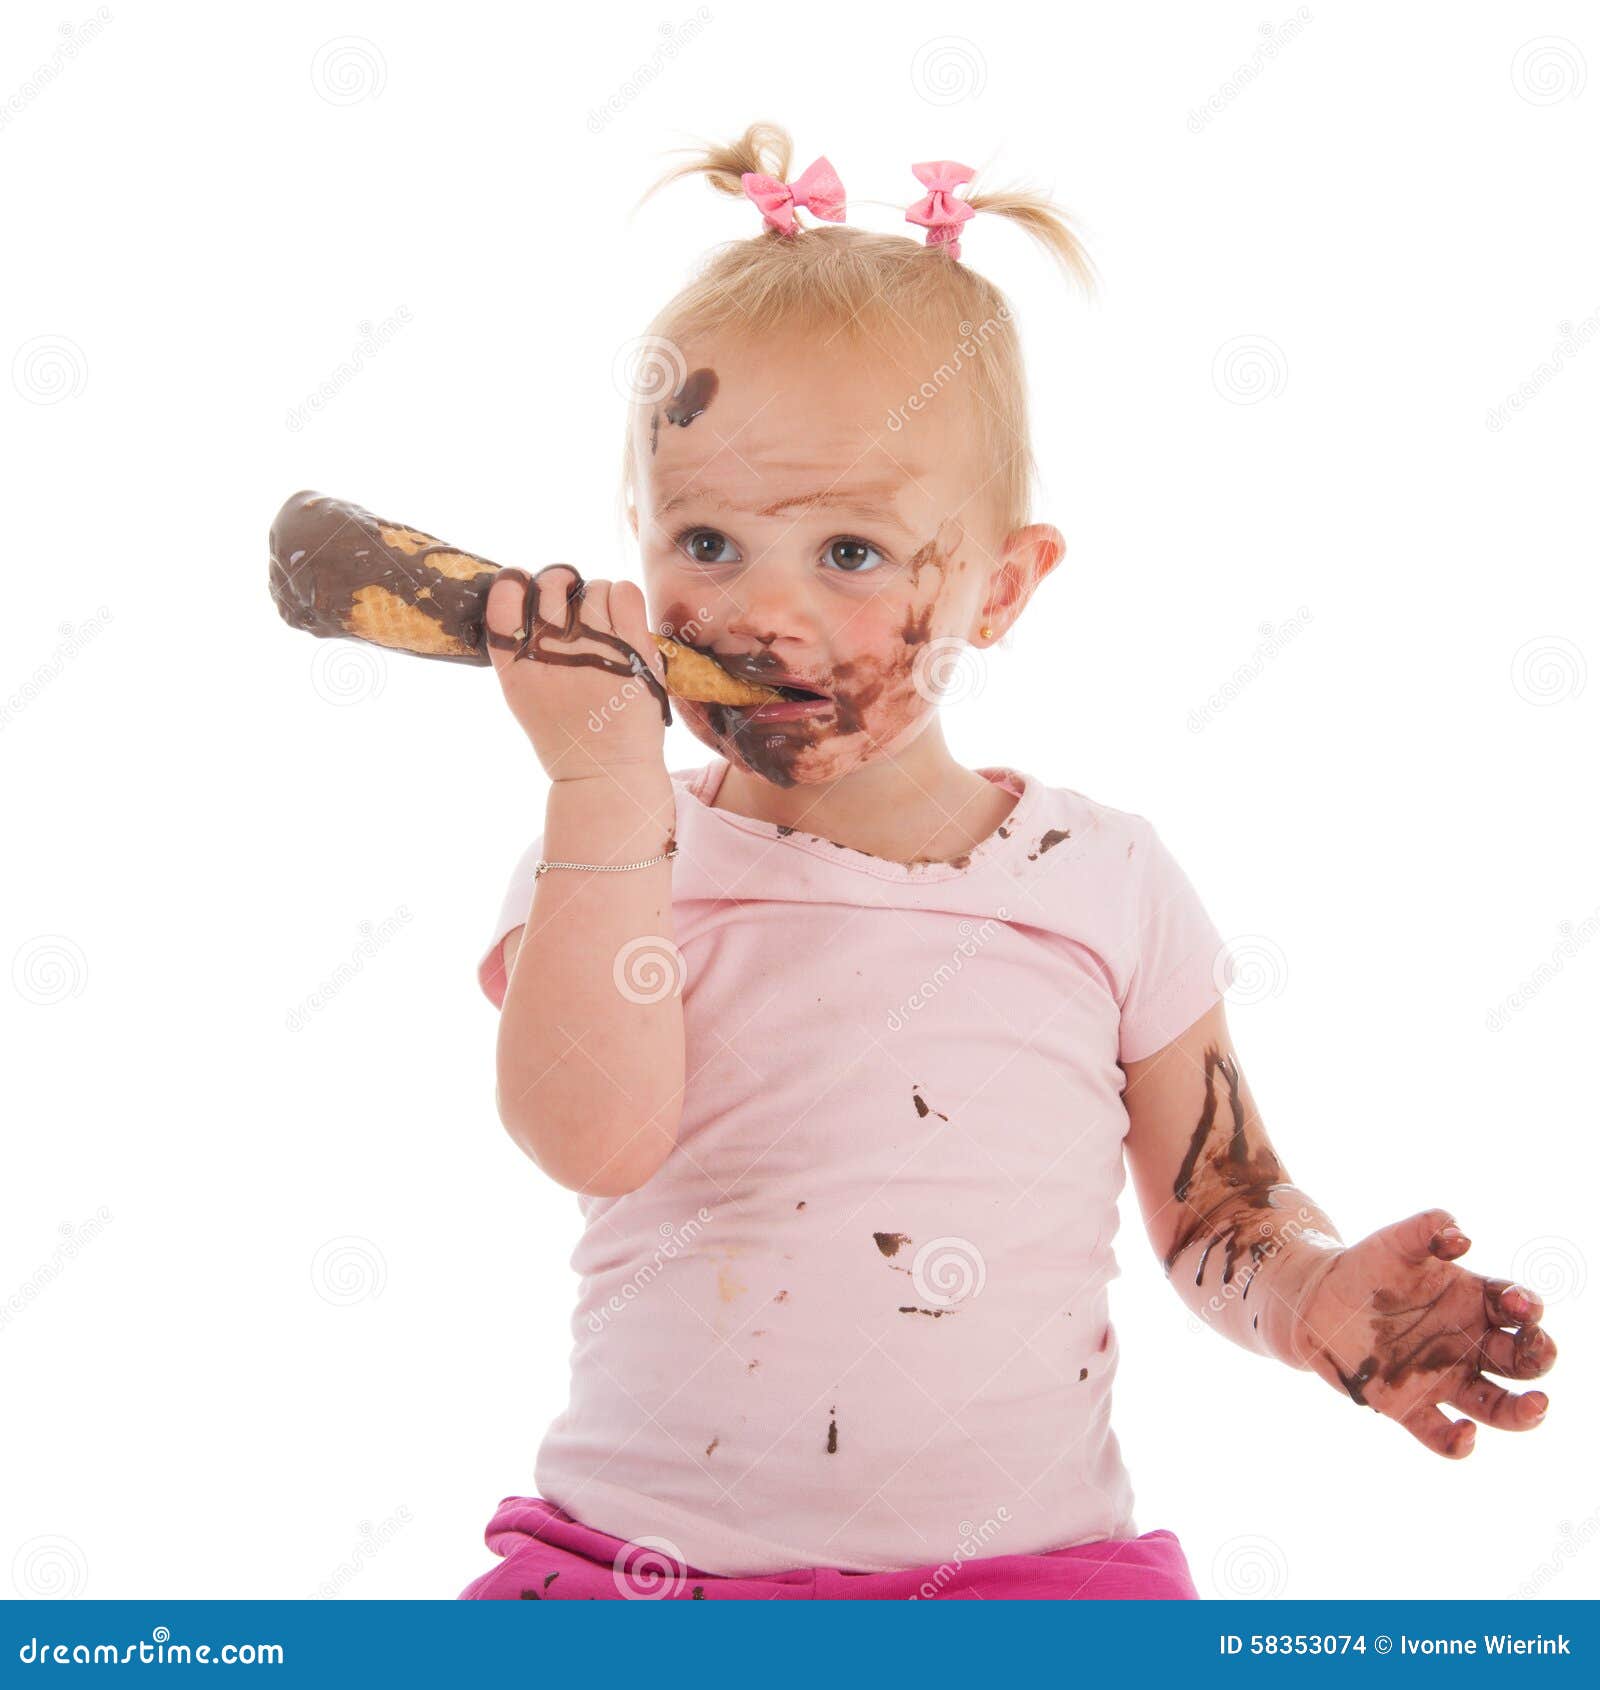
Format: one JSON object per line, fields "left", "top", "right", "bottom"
{"left": 979, "top": 625, "right": 993, "bottom": 641}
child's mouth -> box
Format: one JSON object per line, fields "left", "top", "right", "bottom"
{"left": 737, "top": 689, "right": 833, "bottom": 720}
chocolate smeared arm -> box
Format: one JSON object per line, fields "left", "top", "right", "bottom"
{"left": 267, "top": 489, "right": 784, "bottom": 706}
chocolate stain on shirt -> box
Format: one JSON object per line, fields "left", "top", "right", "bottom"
{"left": 1027, "top": 828, "right": 1072, "bottom": 860}
{"left": 826, "top": 1408, "right": 838, "bottom": 1453}
{"left": 705, "top": 1436, "right": 719, "bottom": 1456}
{"left": 912, "top": 1086, "right": 949, "bottom": 1122}
{"left": 874, "top": 1231, "right": 913, "bottom": 1257}
{"left": 899, "top": 1306, "right": 955, "bottom": 1319}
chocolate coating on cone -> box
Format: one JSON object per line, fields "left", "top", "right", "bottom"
{"left": 269, "top": 490, "right": 499, "bottom": 666}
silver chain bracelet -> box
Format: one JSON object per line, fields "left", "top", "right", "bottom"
{"left": 533, "top": 842, "right": 678, "bottom": 879}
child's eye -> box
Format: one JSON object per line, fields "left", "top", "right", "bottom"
{"left": 823, "top": 536, "right": 887, "bottom": 575}
{"left": 678, "top": 528, "right": 740, "bottom": 566}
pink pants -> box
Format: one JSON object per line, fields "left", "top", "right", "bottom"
{"left": 459, "top": 1496, "right": 1199, "bottom": 1600}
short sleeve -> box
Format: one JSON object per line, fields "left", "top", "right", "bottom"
{"left": 477, "top": 832, "right": 543, "bottom": 1009}
{"left": 1117, "top": 817, "right": 1230, "bottom": 1064}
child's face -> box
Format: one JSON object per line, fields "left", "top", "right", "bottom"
{"left": 631, "top": 325, "right": 1011, "bottom": 789}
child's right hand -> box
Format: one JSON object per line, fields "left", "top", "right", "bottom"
{"left": 485, "top": 564, "right": 672, "bottom": 784}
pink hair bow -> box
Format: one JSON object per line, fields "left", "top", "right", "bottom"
{"left": 905, "top": 160, "right": 976, "bottom": 257}
{"left": 740, "top": 155, "right": 846, "bottom": 234}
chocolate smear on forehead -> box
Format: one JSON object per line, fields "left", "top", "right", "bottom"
{"left": 664, "top": 367, "right": 718, "bottom": 428}
{"left": 485, "top": 564, "right": 673, "bottom": 728}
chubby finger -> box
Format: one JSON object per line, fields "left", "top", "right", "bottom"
{"left": 1478, "top": 1322, "right": 1558, "bottom": 1380}
{"left": 1391, "top": 1208, "right": 1461, "bottom": 1265}
{"left": 533, "top": 563, "right": 587, "bottom": 634}
{"left": 1427, "top": 1224, "right": 1472, "bottom": 1261}
{"left": 1483, "top": 1277, "right": 1544, "bottom": 1328}
{"left": 606, "top": 579, "right": 667, "bottom": 686}
{"left": 484, "top": 569, "right": 535, "bottom": 668}
{"left": 1445, "top": 1376, "right": 1549, "bottom": 1432}
{"left": 1396, "top": 1397, "right": 1476, "bottom": 1460}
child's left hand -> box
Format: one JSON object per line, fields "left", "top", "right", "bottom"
{"left": 1288, "top": 1207, "right": 1556, "bottom": 1458}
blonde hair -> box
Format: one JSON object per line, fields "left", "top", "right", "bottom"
{"left": 619, "top": 122, "right": 1096, "bottom": 541}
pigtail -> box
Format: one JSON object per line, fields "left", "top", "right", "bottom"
{"left": 633, "top": 122, "right": 794, "bottom": 214}
{"left": 963, "top": 177, "right": 1099, "bottom": 298}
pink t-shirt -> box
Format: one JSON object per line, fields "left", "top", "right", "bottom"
{"left": 477, "top": 757, "right": 1228, "bottom": 1577}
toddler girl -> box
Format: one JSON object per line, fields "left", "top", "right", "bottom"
{"left": 459, "top": 124, "right": 1555, "bottom": 1601}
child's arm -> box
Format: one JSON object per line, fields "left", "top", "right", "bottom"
{"left": 494, "top": 765, "right": 684, "bottom": 1197}
{"left": 1122, "top": 1000, "right": 1556, "bottom": 1459}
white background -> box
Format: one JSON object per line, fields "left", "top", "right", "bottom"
{"left": 2, "top": 0, "right": 1596, "bottom": 1602}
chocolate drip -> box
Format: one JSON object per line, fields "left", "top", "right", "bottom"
{"left": 485, "top": 565, "right": 673, "bottom": 729}
{"left": 1164, "top": 1045, "right": 1295, "bottom": 1286}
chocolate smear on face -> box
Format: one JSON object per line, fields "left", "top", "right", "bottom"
{"left": 485, "top": 563, "right": 672, "bottom": 728}
{"left": 664, "top": 367, "right": 718, "bottom": 428}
